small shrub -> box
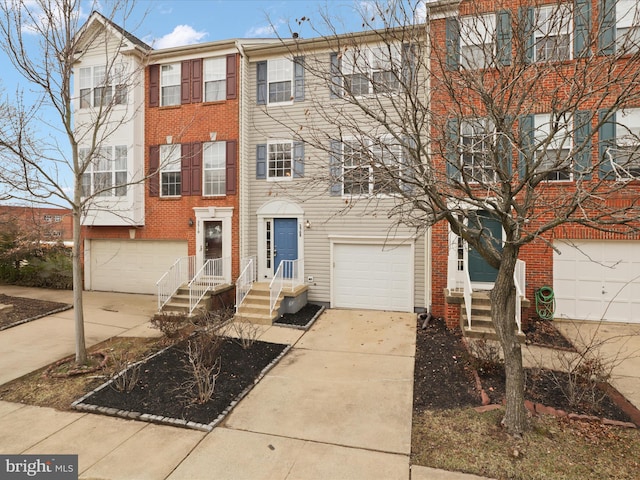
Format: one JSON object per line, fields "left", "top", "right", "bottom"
{"left": 150, "top": 311, "right": 191, "bottom": 340}
{"left": 467, "top": 339, "right": 504, "bottom": 374}
{"left": 181, "top": 329, "right": 225, "bottom": 404}
{"left": 109, "top": 351, "right": 142, "bottom": 393}
{"left": 550, "top": 351, "right": 612, "bottom": 410}
{"left": 225, "top": 320, "right": 261, "bottom": 350}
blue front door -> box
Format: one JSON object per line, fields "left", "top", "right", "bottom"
{"left": 274, "top": 218, "right": 298, "bottom": 277}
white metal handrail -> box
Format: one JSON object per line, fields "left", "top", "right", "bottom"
{"left": 269, "top": 258, "right": 304, "bottom": 317}
{"left": 156, "top": 256, "right": 196, "bottom": 311}
{"left": 514, "top": 259, "right": 525, "bottom": 334}
{"left": 188, "top": 257, "right": 227, "bottom": 314}
{"left": 236, "top": 256, "right": 257, "bottom": 313}
{"left": 462, "top": 265, "right": 473, "bottom": 330}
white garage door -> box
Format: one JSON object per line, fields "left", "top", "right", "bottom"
{"left": 332, "top": 243, "right": 413, "bottom": 312}
{"left": 87, "top": 240, "right": 188, "bottom": 294}
{"left": 553, "top": 240, "right": 640, "bottom": 323}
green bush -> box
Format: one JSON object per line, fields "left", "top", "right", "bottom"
{"left": 0, "top": 244, "right": 72, "bottom": 289}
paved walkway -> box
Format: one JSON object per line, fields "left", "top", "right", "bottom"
{"left": 3, "top": 286, "right": 637, "bottom": 479}
{"left": 0, "top": 287, "right": 427, "bottom": 479}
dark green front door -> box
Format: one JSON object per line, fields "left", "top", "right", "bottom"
{"left": 468, "top": 210, "right": 502, "bottom": 283}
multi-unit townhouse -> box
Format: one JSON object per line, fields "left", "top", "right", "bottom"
{"left": 77, "top": 3, "right": 639, "bottom": 329}
{"left": 0, "top": 205, "right": 73, "bottom": 244}
{"left": 237, "top": 29, "right": 429, "bottom": 321}
{"left": 427, "top": 0, "right": 640, "bottom": 330}
{"left": 77, "top": 13, "right": 258, "bottom": 305}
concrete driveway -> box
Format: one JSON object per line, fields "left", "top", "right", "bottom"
{"left": 0, "top": 287, "right": 421, "bottom": 479}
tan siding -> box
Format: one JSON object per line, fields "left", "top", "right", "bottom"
{"left": 245, "top": 47, "right": 427, "bottom": 310}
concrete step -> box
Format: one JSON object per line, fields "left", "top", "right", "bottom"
{"left": 233, "top": 311, "right": 274, "bottom": 325}
{"left": 463, "top": 325, "right": 526, "bottom": 343}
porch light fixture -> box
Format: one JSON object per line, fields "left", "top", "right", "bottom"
{"left": 166, "top": 135, "right": 173, "bottom": 144}
{"left": 305, "top": 220, "right": 311, "bottom": 229}
{"left": 188, "top": 218, "right": 194, "bottom": 227}
{"left": 209, "top": 131, "right": 217, "bottom": 141}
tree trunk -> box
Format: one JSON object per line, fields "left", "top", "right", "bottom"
{"left": 491, "top": 244, "right": 528, "bottom": 436}
{"left": 72, "top": 206, "right": 87, "bottom": 365}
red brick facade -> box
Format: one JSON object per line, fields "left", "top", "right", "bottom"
{"left": 83, "top": 53, "right": 241, "bottom": 280}
{"left": 428, "top": 0, "right": 640, "bottom": 328}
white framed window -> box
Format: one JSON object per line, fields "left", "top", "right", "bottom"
{"left": 204, "top": 57, "right": 226, "bottom": 102}
{"left": 78, "top": 64, "right": 127, "bottom": 109}
{"left": 53, "top": 215, "right": 62, "bottom": 222}
{"left": 342, "top": 137, "right": 402, "bottom": 196}
{"left": 160, "top": 63, "right": 181, "bottom": 106}
{"left": 267, "top": 141, "right": 293, "bottom": 179}
{"left": 534, "top": 4, "right": 572, "bottom": 62}
{"left": 617, "top": 0, "right": 640, "bottom": 53}
{"left": 342, "top": 44, "right": 401, "bottom": 96}
{"left": 612, "top": 108, "right": 640, "bottom": 178}
{"left": 460, "top": 118, "right": 496, "bottom": 183}
{"left": 535, "top": 113, "right": 573, "bottom": 181}
{"left": 203, "top": 141, "right": 225, "bottom": 195}
{"left": 43, "top": 214, "right": 52, "bottom": 222}
{"left": 460, "top": 14, "right": 496, "bottom": 69}
{"left": 80, "top": 145, "right": 128, "bottom": 197}
{"left": 268, "top": 58, "right": 293, "bottom": 103}
{"left": 160, "top": 144, "right": 181, "bottom": 196}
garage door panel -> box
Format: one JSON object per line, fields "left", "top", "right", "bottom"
{"left": 553, "top": 241, "right": 639, "bottom": 323}
{"left": 89, "top": 240, "right": 187, "bottom": 295}
{"left": 332, "top": 243, "right": 412, "bottom": 312}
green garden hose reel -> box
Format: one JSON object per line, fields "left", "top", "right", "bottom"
{"left": 535, "top": 286, "right": 556, "bottom": 320}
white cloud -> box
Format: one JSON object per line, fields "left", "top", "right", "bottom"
{"left": 245, "top": 17, "right": 287, "bottom": 38}
{"left": 152, "top": 24, "right": 208, "bottom": 49}
{"left": 414, "top": 2, "right": 428, "bottom": 23}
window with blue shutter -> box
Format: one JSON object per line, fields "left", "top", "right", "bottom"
{"left": 293, "top": 57, "right": 305, "bottom": 101}
{"left": 574, "top": 111, "right": 592, "bottom": 179}
{"left": 446, "top": 118, "right": 461, "bottom": 181}
{"left": 256, "top": 61, "right": 267, "bottom": 105}
{"left": 599, "top": 110, "right": 616, "bottom": 179}
{"left": 329, "top": 140, "right": 342, "bottom": 195}
{"left": 598, "top": 0, "right": 616, "bottom": 55}
{"left": 518, "top": 114, "right": 535, "bottom": 180}
{"left": 329, "top": 53, "right": 342, "bottom": 98}
{"left": 293, "top": 142, "right": 304, "bottom": 177}
{"left": 574, "top": 0, "right": 592, "bottom": 58}
{"left": 445, "top": 17, "right": 460, "bottom": 70}
{"left": 496, "top": 10, "right": 512, "bottom": 66}
{"left": 256, "top": 144, "right": 267, "bottom": 179}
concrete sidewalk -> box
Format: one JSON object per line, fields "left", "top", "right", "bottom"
{"left": 0, "top": 287, "right": 425, "bottom": 479}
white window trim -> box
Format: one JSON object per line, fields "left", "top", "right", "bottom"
{"left": 80, "top": 145, "right": 128, "bottom": 198}
{"left": 459, "top": 118, "right": 497, "bottom": 184}
{"left": 266, "top": 140, "right": 294, "bottom": 181}
{"left": 616, "top": 0, "right": 640, "bottom": 53}
{"left": 160, "top": 62, "right": 181, "bottom": 107}
{"left": 159, "top": 144, "right": 181, "bottom": 197}
{"left": 342, "top": 43, "right": 402, "bottom": 97}
{"left": 78, "top": 63, "right": 127, "bottom": 109}
{"left": 267, "top": 58, "right": 294, "bottom": 105}
{"left": 534, "top": 113, "right": 573, "bottom": 182}
{"left": 611, "top": 108, "right": 640, "bottom": 179}
{"left": 459, "top": 14, "right": 496, "bottom": 70}
{"left": 204, "top": 57, "right": 226, "bottom": 102}
{"left": 341, "top": 135, "right": 403, "bottom": 197}
{"left": 203, "top": 141, "right": 226, "bottom": 196}
{"left": 534, "top": 4, "right": 573, "bottom": 62}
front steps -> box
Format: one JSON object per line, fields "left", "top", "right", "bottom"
{"left": 160, "top": 283, "right": 224, "bottom": 316}
{"left": 235, "top": 282, "right": 281, "bottom": 325}
{"left": 460, "top": 291, "right": 526, "bottom": 343}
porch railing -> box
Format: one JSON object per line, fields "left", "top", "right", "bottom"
{"left": 462, "top": 265, "right": 473, "bottom": 330}
{"left": 270, "top": 258, "right": 304, "bottom": 318}
{"left": 514, "top": 259, "right": 526, "bottom": 334}
{"left": 188, "top": 257, "right": 227, "bottom": 314}
{"left": 236, "top": 256, "right": 257, "bottom": 313}
{"left": 156, "top": 256, "right": 196, "bottom": 311}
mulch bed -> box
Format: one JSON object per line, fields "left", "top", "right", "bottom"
{"left": 274, "top": 303, "right": 324, "bottom": 329}
{"left": 524, "top": 316, "right": 575, "bottom": 350}
{"left": 0, "top": 293, "right": 71, "bottom": 331}
{"left": 74, "top": 337, "right": 289, "bottom": 429}
{"left": 413, "top": 317, "right": 635, "bottom": 424}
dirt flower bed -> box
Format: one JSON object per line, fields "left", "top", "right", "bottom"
{"left": 0, "top": 293, "right": 71, "bottom": 330}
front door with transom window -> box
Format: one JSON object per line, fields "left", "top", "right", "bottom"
{"left": 468, "top": 210, "right": 502, "bottom": 283}
{"left": 273, "top": 218, "right": 298, "bottom": 277}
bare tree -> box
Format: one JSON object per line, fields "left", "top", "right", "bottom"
{"left": 270, "top": 0, "right": 640, "bottom": 435}
{"left": 0, "top": 0, "right": 150, "bottom": 364}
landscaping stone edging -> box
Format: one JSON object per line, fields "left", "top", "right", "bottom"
{"left": 0, "top": 304, "right": 73, "bottom": 331}
{"left": 71, "top": 341, "right": 293, "bottom": 432}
